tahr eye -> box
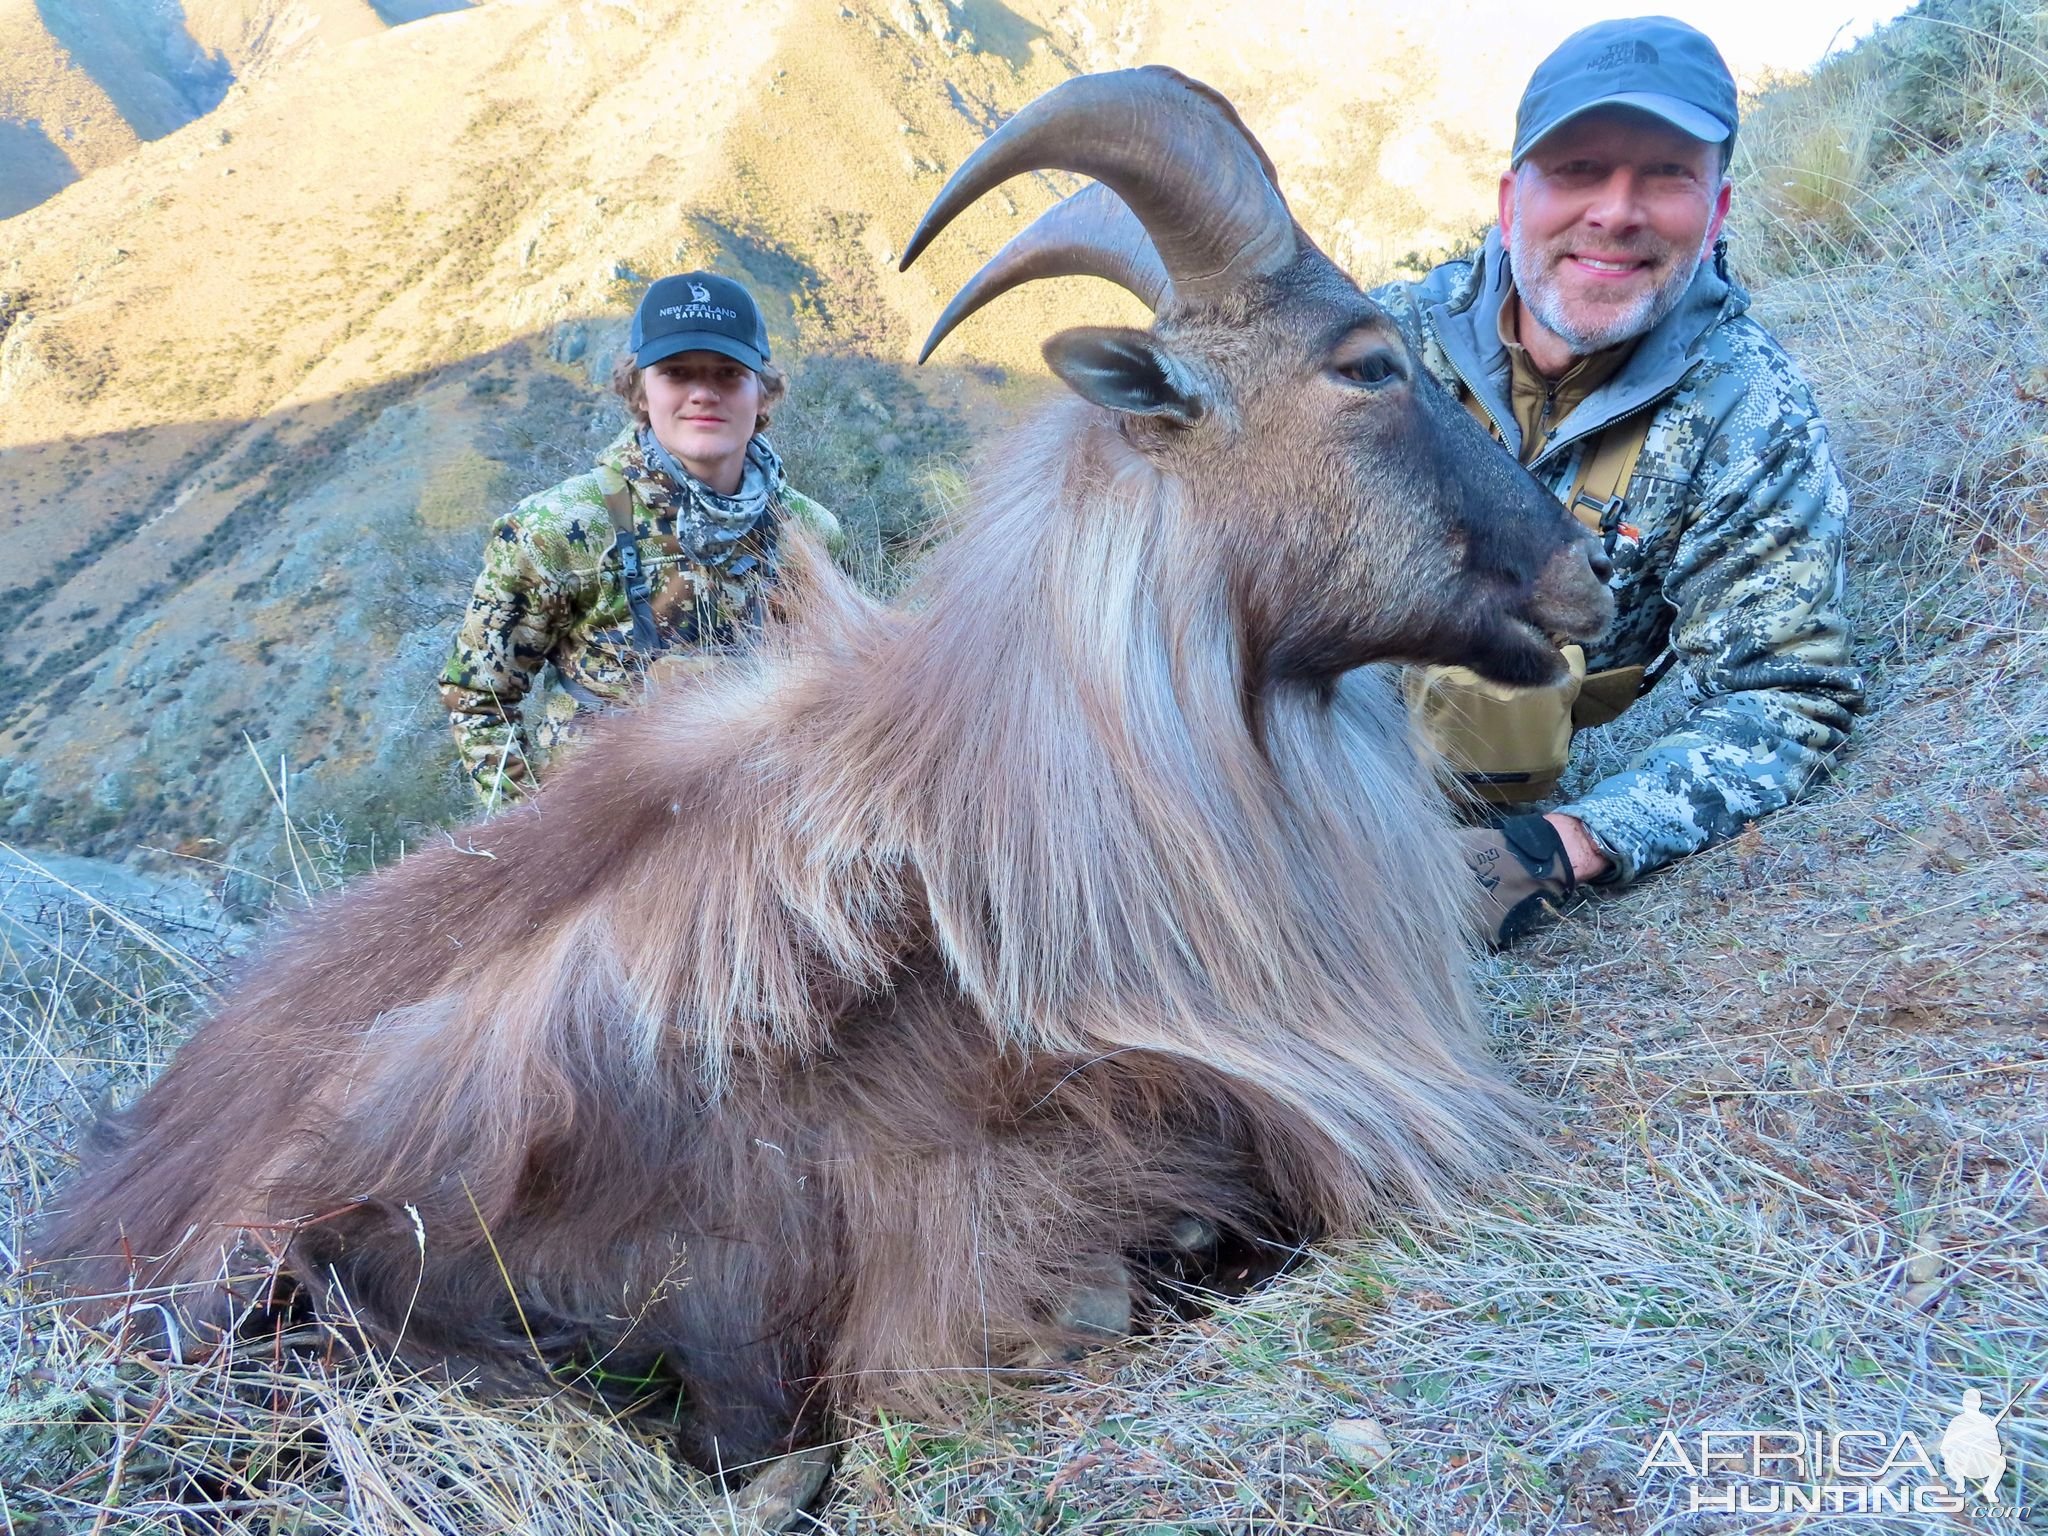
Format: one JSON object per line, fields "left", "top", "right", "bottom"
{"left": 1335, "top": 351, "right": 1402, "bottom": 388}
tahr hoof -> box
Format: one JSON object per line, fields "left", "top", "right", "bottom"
{"left": 1164, "top": 1214, "right": 1219, "bottom": 1257}
{"left": 1018, "top": 1252, "right": 1136, "bottom": 1368}
{"left": 1058, "top": 1251, "right": 1136, "bottom": 1348}
{"left": 719, "top": 1443, "right": 836, "bottom": 1533}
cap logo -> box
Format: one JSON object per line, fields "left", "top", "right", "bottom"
{"left": 687, "top": 281, "right": 711, "bottom": 303}
{"left": 658, "top": 303, "right": 739, "bottom": 323}
{"left": 1590, "top": 39, "right": 1658, "bottom": 70}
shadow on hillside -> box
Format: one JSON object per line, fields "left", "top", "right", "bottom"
{"left": 0, "top": 316, "right": 995, "bottom": 871}
{"left": 0, "top": 119, "right": 78, "bottom": 219}
{"left": 366, "top": 0, "right": 470, "bottom": 23}
{"left": 34, "top": 0, "right": 231, "bottom": 141}
{"left": 953, "top": 0, "right": 1046, "bottom": 69}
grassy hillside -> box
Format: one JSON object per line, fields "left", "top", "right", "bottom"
{"left": 3, "top": 0, "right": 2045, "bottom": 1530}
{"left": 0, "top": 0, "right": 1058, "bottom": 871}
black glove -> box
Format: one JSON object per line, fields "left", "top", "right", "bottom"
{"left": 1461, "top": 814, "right": 1577, "bottom": 948}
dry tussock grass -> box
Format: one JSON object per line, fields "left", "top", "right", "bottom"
{"left": 6, "top": 10, "right": 2048, "bottom": 1531}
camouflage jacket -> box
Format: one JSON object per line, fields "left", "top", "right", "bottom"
{"left": 1371, "top": 231, "right": 1863, "bottom": 883}
{"left": 438, "top": 427, "right": 841, "bottom": 807}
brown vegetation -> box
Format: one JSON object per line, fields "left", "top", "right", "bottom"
{"left": 0, "top": 0, "right": 1511, "bottom": 876}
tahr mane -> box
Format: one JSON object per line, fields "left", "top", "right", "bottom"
{"left": 503, "top": 397, "right": 1520, "bottom": 1212}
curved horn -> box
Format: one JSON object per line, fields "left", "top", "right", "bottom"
{"left": 915, "top": 183, "right": 1172, "bottom": 363}
{"left": 900, "top": 66, "right": 1294, "bottom": 309}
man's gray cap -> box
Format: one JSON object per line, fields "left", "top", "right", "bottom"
{"left": 1513, "top": 16, "right": 1738, "bottom": 167}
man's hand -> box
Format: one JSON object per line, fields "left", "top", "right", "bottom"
{"left": 1460, "top": 814, "right": 1579, "bottom": 948}
{"left": 1545, "top": 812, "right": 1612, "bottom": 882}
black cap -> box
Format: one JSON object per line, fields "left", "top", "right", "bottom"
{"left": 1513, "top": 16, "right": 1738, "bottom": 167}
{"left": 630, "top": 272, "right": 770, "bottom": 371}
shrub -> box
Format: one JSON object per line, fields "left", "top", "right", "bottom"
{"left": 1875, "top": 0, "right": 2048, "bottom": 151}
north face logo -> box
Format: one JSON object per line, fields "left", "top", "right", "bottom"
{"left": 1590, "top": 39, "right": 1658, "bottom": 70}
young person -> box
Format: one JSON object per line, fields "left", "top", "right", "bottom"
{"left": 440, "top": 272, "right": 841, "bottom": 806}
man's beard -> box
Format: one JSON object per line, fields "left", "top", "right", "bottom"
{"left": 1507, "top": 201, "right": 1710, "bottom": 356}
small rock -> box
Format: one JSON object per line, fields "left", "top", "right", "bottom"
{"left": 1904, "top": 1244, "right": 1943, "bottom": 1285}
{"left": 549, "top": 321, "right": 588, "bottom": 363}
{"left": 1324, "top": 1417, "right": 1393, "bottom": 1469}
{"left": 1698, "top": 1061, "right": 1744, "bottom": 1096}
{"left": 1902, "top": 1280, "right": 1943, "bottom": 1310}
{"left": 719, "top": 1444, "right": 835, "bottom": 1533}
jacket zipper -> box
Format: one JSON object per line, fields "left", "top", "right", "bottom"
{"left": 1429, "top": 308, "right": 1699, "bottom": 475}
{"left": 1439, "top": 349, "right": 1515, "bottom": 448}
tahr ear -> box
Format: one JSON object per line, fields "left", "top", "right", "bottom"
{"left": 1042, "top": 326, "right": 1206, "bottom": 425}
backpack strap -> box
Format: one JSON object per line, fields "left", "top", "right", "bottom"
{"left": 602, "top": 486, "right": 667, "bottom": 659}
{"left": 1560, "top": 409, "right": 1660, "bottom": 726}
{"left": 736, "top": 495, "right": 783, "bottom": 639}
{"left": 1564, "top": 408, "right": 1653, "bottom": 541}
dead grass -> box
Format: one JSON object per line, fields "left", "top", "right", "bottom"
{"left": 6, "top": 6, "right": 2048, "bottom": 1531}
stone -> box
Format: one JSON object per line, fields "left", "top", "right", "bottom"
{"left": 1324, "top": 1417, "right": 1394, "bottom": 1469}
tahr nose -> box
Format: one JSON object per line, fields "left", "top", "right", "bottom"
{"left": 1586, "top": 543, "right": 1614, "bottom": 584}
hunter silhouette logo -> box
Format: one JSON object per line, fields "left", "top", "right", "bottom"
{"left": 1940, "top": 1389, "right": 2007, "bottom": 1503}
{"left": 688, "top": 281, "right": 711, "bottom": 303}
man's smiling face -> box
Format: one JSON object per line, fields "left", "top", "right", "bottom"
{"left": 1500, "top": 106, "right": 1731, "bottom": 361}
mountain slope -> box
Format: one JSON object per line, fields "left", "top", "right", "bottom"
{"left": 0, "top": 0, "right": 1511, "bottom": 869}
{"left": 179, "top": 0, "right": 391, "bottom": 80}
{"left": 0, "top": 0, "right": 414, "bottom": 219}
{"left": 0, "top": 0, "right": 141, "bottom": 214}
{"left": 8, "top": 4, "right": 2043, "bottom": 1531}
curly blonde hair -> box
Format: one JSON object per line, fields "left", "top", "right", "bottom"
{"left": 611, "top": 353, "right": 787, "bottom": 434}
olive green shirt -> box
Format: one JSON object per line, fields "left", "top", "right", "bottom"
{"left": 1479, "top": 293, "right": 1637, "bottom": 464}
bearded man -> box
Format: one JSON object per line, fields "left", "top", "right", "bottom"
{"left": 1373, "top": 17, "right": 1863, "bottom": 945}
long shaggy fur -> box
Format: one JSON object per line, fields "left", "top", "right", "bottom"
{"left": 39, "top": 398, "right": 1536, "bottom": 1470}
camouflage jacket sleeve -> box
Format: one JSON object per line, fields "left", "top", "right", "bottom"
{"left": 1368, "top": 268, "right": 1459, "bottom": 354}
{"left": 780, "top": 486, "right": 845, "bottom": 558}
{"left": 437, "top": 511, "right": 578, "bottom": 808}
{"left": 1559, "top": 414, "right": 1863, "bottom": 883}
